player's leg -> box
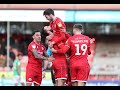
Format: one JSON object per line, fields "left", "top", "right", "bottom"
{"left": 33, "top": 70, "right": 42, "bottom": 86}
{"left": 21, "top": 82, "right": 25, "bottom": 86}
{"left": 20, "top": 77, "right": 25, "bottom": 86}
{"left": 34, "top": 82, "right": 40, "bottom": 86}
{"left": 56, "top": 64, "right": 68, "bottom": 86}
{"left": 51, "top": 68, "right": 56, "bottom": 86}
{"left": 65, "top": 67, "right": 72, "bottom": 86}
{"left": 77, "top": 63, "right": 90, "bottom": 86}
{"left": 26, "top": 82, "right": 32, "bottom": 86}
{"left": 78, "top": 82, "right": 86, "bottom": 86}
{"left": 14, "top": 76, "right": 19, "bottom": 86}
{"left": 33, "top": 76, "right": 41, "bottom": 86}
{"left": 72, "top": 81, "right": 77, "bottom": 86}
{"left": 57, "top": 79, "right": 66, "bottom": 86}
{"left": 26, "top": 68, "right": 34, "bottom": 86}
{"left": 70, "top": 65, "right": 77, "bottom": 86}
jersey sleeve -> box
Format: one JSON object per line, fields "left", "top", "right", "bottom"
{"left": 53, "top": 32, "right": 66, "bottom": 44}
{"left": 57, "top": 38, "right": 71, "bottom": 54}
{"left": 28, "top": 44, "right": 37, "bottom": 51}
{"left": 65, "top": 37, "right": 71, "bottom": 48}
{"left": 56, "top": 18, "right": 66, "bottom": 30}
{"left": 56, "top": 41, "right": 65, "bottom": 49}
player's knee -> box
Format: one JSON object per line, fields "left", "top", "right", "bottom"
{"left": 57, "top": 79, "right": 64, "bottom": 86}
{"left": 26, "top": 82, "right": 32, "bottom": 86}
{"left": 78, "top": 82, "right": 86, "bottom": 86}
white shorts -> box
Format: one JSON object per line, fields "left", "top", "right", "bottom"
{"left": 13, "top": 76, "right": 24, "bottom": 84}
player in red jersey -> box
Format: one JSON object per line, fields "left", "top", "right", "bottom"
{"left": 43, "top": 8, "right": 71, "bottom": 47}
{"left": 41, "top": 27, "right": 69, "bottom": 86}
{"left": 26, "top": 30, "right": 54, "bottom": 86}
{"left": 51, "top": 24, "right": 91, "bottom": 86}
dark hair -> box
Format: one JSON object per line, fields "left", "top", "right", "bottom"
{"left": 73, "top": 24, "right": 83, "bottom": 31}
{"left": 43, "top": 8, "right": 54, "bottom": 16}
{"left": 41, "top": 26, "right": 49, "bottom": 36}
{"left": 41, "top": 26, "right": 53, "bottom": 36}
{"left": 32, "top": 30, "right": 41, "bottom": 36}
{"left": 17, "top": 52, "right": 23, "bottom": 57}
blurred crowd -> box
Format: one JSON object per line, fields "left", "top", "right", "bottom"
{"left": 0, "top": 34, "right": 32, "bottom": 70}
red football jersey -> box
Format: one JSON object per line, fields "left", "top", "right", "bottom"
{"left": 57, "top": 34, "right": 91, "bottom": 63}
{"left": 50, "top": 35, "right": 66, "bottom": 62}
{"left": 27, "top": 41, "right": 46, "bottom": 69}
{"left": 50, "top": 17, "right": 66, "bottom": 33}
{"left": 49, "top": 17, "right": 67, "bottom": 44}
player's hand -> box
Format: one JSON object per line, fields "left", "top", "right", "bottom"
{"left": 47, "top": 56, "right": 55, "bottom": 62}
{"left": 50, "top": 48, "right": 57, "bottom": 53}
{"left": 42, "top": 71, "right": 46, "bottom": 78}
{"left": 49, "top": 41, "right": 55, "bottom": 48}
{"left": 46, "top": 36, "right": 52, "bottom": 40}
{"left": 90, "top": 38, "right": 95, "bottom": 44}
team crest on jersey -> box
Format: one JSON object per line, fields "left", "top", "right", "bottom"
{"left": 32, "top": 44, "right": 36, "bottom": 49}
{"left": 57, "top": 22, "right": 62, "bottom": 27}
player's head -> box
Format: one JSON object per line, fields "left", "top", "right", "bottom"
{"left": 41, "top": 26, "right": 53, "bottom": 36}
{"left": 32, "top": 30, "right": 41, "bottom": 43}
{"left": 43, "top": 8, "right": 54, "bottom": 21}
{"left": 73, "top": 24, "right": 84, "bottom": 35}
{"left": 17, "top": 52, "right": 23, "bottom": 60}
{"left": 41, "top": 26, "right": 49, "bottom": 37}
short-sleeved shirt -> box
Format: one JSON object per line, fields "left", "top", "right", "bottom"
{"left": 50, "top": 17, "right": 67, "bottom": 44}
{"left": 27, "top": 41, "right": 46, "bottom": 71}
{"left": 57, "top": 34, "right": 91, "bottom": 64}
{"left": 50, "top": 17, "right": 66, "bottom": 33}
{"left": 66, "top": 34, "right": 91, "bottom": 64}
{"left": 13, "top": 59, "right": 21, "bottom": 76}
{"left": 50, "top": 35, "right": 66, "bottom": 62}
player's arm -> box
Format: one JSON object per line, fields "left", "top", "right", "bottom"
{"left": 42, "top": 60, "right": 49, "bottom": 72}
{"left": 51, "top": 39, "right": 70, "bottom": 54}
{"left": 31, "top": 48, "right": 48, "bottom": 60}
{"left": 56, "top": 33, "right": 71, "bottom": 49}
{"left": 51, "top": 45, "right": 69, "bottom": 54}
{"left": 88, "top": 47, "right": 91, "bottom": 55}
{"left": 51, "top": 32, "right": 66, "bottom": 45}
{"left": 90, "top": 38, "right": 95, "bottom": 44}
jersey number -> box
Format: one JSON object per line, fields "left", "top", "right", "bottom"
{"left": 75, "top": 44, "right": 87, "bottom": 55}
